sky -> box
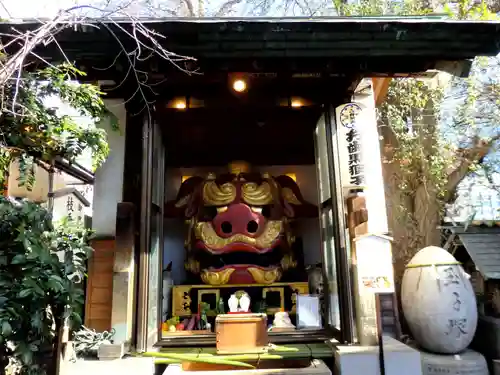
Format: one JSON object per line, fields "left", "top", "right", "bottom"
{"left": 0, "top": 0, "right": 338, "bottom": 19}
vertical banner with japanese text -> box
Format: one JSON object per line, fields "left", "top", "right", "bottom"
{"left": 335, "top": 94, "right": 395, "bottom": 345}
{"left": 336, "top": 103, "right": 365, "bottom": 190}
{"left": 335, "top": 100, "right": 389, "bottom": 236}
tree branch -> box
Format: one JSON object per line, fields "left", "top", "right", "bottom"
{"left": 181, "top": 0, "right": 196, "bottom": 16}
{"left": 0, "top": 15, "right": 67, "bottom": 87}
{"left": 215, "top": 0, "right": 245, "bottom": 16}
{"left": 445, "top": 133, "right": 500, "bottom": 202}
{"left": 0, "top": 4, "right": 196, "bottom": 116}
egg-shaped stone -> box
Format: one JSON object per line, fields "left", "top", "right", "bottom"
{"left": 401, "top": 246, "right": 478, "bottom": 354}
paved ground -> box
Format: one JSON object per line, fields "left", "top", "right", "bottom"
{"left": 64, "top": 357, "right": 156, "bottom": 375}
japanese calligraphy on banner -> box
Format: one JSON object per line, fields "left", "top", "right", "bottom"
{"left": 336, "top": 103, "right": 365, "bottom": 188}
{"left": 335, "top": 100, "right": 389, "bottom": 235}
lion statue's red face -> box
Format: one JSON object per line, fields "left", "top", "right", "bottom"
{"left": 165, "top": 166, "right": 317, "bottom": 285}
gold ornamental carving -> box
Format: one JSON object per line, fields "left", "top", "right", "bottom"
{"left": 216, "top": 206, "right": 228, "bottom": 213}
{"left": 282, "top": 217, "right": 295, "bottom": 246}
{"left": 198, "top": 289, "right": 220, "bottom": 313}
{"left": 185, "top": 257, "right": 200, "bottom": 274}
{"left": 185, "top": 218, "right": 196, "bottom": 251}
{"left": 172, "top": 286, "right": 192, "bottom": 316}
{"left": 200, "top": 268, "right": 235, "bottom": 285}
{"left": 229, "top": 161, "right": 251, "bottom": 175}
{"left": 202, "top": 181, "right": 236, "bottom": 206}
{"left": 262, "top": 287, "right": 285, "bottom": 314}
{"left": 195, "top": 221, "right": 283, "bottom": 250}
{"left": 251, "top": 207, "right": 263, "bottom": 214}
{"left": 241, "top": 182, "right": 273, "bottom": 206}
{"left": 247, "top": 267, "right": 282, "bottom": 284}
{"left": 280, "top": 254, "right": 297, "bottom": 271}
{"left": 282, "top": 187, "right": 302, "bottom": 205}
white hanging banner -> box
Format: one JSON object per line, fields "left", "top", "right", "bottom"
{"left": 335, "top": 103, "right": 365, "bottom": 191}
{"left": 335, "top": 100, "right": 388, "bottom": 235}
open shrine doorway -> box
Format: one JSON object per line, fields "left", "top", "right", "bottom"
{"left": 135, "top": 72, "right": 358, "bottom": 350}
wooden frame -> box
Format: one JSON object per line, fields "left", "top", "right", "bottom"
{"left": 198, "top": 289, "right": 221, "bottom": 315}
{"left": 262, "top": 287, "right": 285, "bottom": 314}
{"left": 136, "top": 113, "right": 154, "bottom": 352}
{"left": 312, "top": 102, "right": 357, "bottom": 344}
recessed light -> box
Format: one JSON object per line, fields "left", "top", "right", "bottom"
{"left": 174, "top": 99, "right": 187, "bottom": 109}
{"left": 232, "top": 79, "right": 247, "bottom": 93}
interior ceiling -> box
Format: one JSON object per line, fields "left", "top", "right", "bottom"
{"left": 157, "top": 75, "right": 351, "bottom": 167}
{"left": 159, "top": 106, "right": 321, "bottom": 168}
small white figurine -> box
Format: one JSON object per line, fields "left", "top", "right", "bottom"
{"left": 228, "top": 294, "right": 239, "bottom": 313}
{"left": 273, "top": 311, "right": 295, "bottom": 328}
{"left": 239, "top": 292, "right": 251, "bottom": 312}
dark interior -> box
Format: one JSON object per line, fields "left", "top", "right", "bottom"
{"left": 155, "top": 75, "right": 352, "bottom": 167}
{"left": 158, "top": 106, "right": 320, "bottom": 167}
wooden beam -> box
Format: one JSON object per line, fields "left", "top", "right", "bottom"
{"left": 372, "top": 77, "right": 391, "bottom": 106}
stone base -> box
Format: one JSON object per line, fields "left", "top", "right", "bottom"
{"left": 97, "top": 342, "right": 129, "bottom": 360}
{"left": 334, "top": 336, "right": 421, "bottom": 375}
{"left": 164, "top": 359, "right": 331, "bottom": 374}
{"left": 416, "top": 348, "right": 488, "bottom": 375}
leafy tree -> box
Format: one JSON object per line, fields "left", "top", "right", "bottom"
{"left": 334, "top": 0, "right": 500, "bottom": 278}
{"left": 0, "top": 5, "right": 197, "bottom": 371}
{"left": 0, "top": 62, "right": 113, "bottom": 186}
{"left": 0, "top": 19, "right": 113, "bottom": 375}
{"left": 0, "top": 199, "right": 93, "bottom": 375}
{"left": 0, "top": 63, "right": 112, "bottom": 375}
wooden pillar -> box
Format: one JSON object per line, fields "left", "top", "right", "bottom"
{"left": 372, "top": 78, "right": 391, "bottom": 106}
{"left": 84, "top": 239, "right": 115, "bottom": 332}
{"left": 110, "top": 202, "right": 136, "bottom": 347}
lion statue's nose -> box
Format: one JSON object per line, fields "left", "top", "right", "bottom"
{"left": 213, "top": 203, "right": 264, "bottom": 238}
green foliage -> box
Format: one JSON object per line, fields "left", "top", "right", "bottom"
{"left": 334, "top": 0, "right": 497, "bottom": 19}
{"left": 443, "top": 0, "right": 498, "bottom": 20}
{"left": 0, "top": 63, "right": 115, "bottom": 186}
{"left": 379, "top": 78, "right": 448, "bottom": 201}
{"left": 0, "top": 40, "right": 114, "bottom": 375}
{"left": 336, "top": 0, "right": 500, "bottom": 272}
{"left": 333, "top": 0, "right": 432, "bottom": 16}
{"left": 0, "top": 198, "right": 93, "bottom": 375}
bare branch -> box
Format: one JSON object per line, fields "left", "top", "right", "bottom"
{"left": 0, "top": 16, "right": 67, "bottom": 86}
{"left": 0, "top": 3, "right": 197, "bottom": 116}
{"left": 181, "top": 0, "right": 196, "bottom": 16}
{"left": 215, "top": 0, "right": 245, "bottom": 16}
{"left": 445, "top": 133, "right": 500, "bottom": 202}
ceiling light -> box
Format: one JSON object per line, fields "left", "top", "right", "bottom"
{"left": 291, "top": 98, "right": 303, "bottom": 108}
{"left": 232, "top": 79, "right": 247, "bottom": 93}
{"left": 174, "top": 100, "right": 187, "bottom": 110}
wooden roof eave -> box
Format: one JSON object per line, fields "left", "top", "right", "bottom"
{"left": 1, "top": 18, "right": 499, "bottom": 79}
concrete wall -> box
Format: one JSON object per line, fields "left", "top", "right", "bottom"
{"left": 92, "top": 100, "right": 127, "bottom": 237}
{"left": 163, "top": 165, "right": 321, "bottom": 284}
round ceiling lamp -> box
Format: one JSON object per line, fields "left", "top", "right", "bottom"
{"left": 291, "top": 98, "right": 304, "bottom": 108}
{"left": 174, "top": 99, "right": 187, "bottom": 110}
{"left": 232, "top": 79, "right": 247, "bottom": 93}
